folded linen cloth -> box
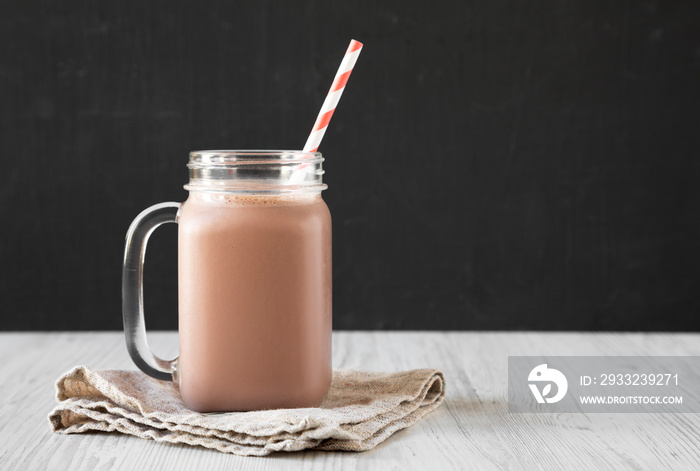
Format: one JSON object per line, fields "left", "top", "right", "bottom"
{"left": 48, "top": 366, "right": 445, "bottom": 456}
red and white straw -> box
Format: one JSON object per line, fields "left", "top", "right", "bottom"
{"left": 303, "top": 39, "right": 363, "bottom": 152}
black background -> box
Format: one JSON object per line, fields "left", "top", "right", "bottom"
{"left": 2, "top": 0, "right": 699, "bottom": 331}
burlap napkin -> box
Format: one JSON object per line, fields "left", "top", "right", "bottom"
{"left": 48, "top": 366, "right": 445, "bottom": 456}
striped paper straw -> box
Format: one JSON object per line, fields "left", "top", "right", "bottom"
{"left": 303, "top": 39, "right": 363, "bottom": 152}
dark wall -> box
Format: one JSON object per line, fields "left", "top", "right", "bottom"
{"left": 2, "top": 0, "right": 699, "bottom": 331}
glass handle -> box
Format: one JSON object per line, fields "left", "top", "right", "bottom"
{"left": 122, "top": 202, "right": 181, "bottom": 381}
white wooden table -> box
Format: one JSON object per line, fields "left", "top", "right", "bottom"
{"left": 1, "top": 331, "right": 700, "bottom": 470}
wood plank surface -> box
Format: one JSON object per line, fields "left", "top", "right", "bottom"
{"left": 1, "top": 332, "right": 699, "bottom": 470}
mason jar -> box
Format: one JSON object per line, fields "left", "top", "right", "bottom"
{"left": 122, "top": 151, "right": 332, "bottom": 412}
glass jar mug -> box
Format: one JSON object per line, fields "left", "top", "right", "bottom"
{"left": 122, "top": 151, "right": 332, "bottom": 412}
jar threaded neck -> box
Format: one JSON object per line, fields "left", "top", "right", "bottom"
{"left": 185, "top": 150, "right": 326, "bottom": 194}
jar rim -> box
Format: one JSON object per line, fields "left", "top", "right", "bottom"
{"left": 190, "top": 150, "right": 322, "bottom": 165}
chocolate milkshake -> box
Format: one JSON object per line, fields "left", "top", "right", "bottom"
{"left": 177, "top": 192, "right": 332, "bottom": 411}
